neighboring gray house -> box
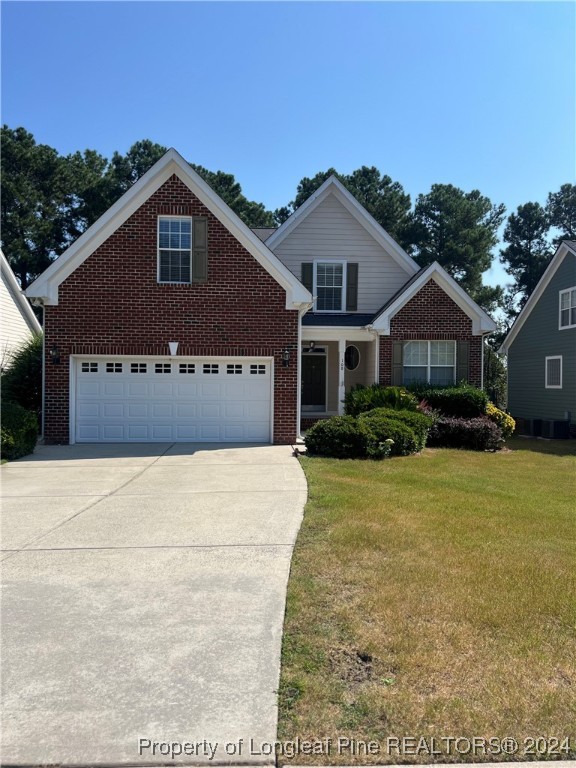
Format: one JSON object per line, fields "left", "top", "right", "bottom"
{"left": 500, "top": 240, "right": 576, "bottom": 438}
{"left": 1, "top": 249, "right": 42, "bottom": 370}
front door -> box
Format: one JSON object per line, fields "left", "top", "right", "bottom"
{"left": 302, "top": 353, "right": 327, "bottom": 412}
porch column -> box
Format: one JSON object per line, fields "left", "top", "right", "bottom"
{"left": 338, "top": 338, "right": 346, "bottom": 415}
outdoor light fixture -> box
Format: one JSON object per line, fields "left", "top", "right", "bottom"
{"left": 49, "top": 344, "right": 61, "bottom": 365}
{"left": 282, "top": 347, "right": 291, "bottom": 367}
{"left": 309, "top": 341, "right": 315, "bottom": 350}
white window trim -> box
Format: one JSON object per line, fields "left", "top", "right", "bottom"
{"left": 157, "top": 215, "right": 193, "bottom": 285}
{"left": 545, "top": 355, "right": 563, "bottom": 389}
{"left": 313, "top": 260, "right": 347, "bottom": 313}
{"left": 403, "top": 340, "right": 457, "bottom": 385}
{"left": 558, "top": 286, "right": 576, "bottom": 330}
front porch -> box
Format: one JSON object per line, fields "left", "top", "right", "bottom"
{"left": 300, "top": 326, "right": 378, "bottom": 430}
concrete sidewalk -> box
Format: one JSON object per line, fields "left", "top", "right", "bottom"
{"left": 1, "top": 443, "right": 307, "bottom": 766}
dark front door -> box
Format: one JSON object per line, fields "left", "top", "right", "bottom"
{"left": 302, "top": 353, "right": 327, "bottom": 412}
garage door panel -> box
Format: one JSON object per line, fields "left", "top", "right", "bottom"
{"left": 77, "top": 402, "right": 100, "bottom": 418}
{"left": 128, "top": 403, "right": 149, "bottom": 418}
{"left": 75, "top": 358, "right": 272, "bottom": 443}
{"left": 127, "top": 424, "right": 149, "bottom": 440}
{"left": 176, "top": 403, "right": 197, "bottom": 418}
{"left": 127, "top": 382, "right": 149, "bottom": 397}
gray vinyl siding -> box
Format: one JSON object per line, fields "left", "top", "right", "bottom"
{"left": 274, "top": 194, "right": 411, "bottom": 313}
{"left": 508, "top": 251, "right": 576, "bottom": 422}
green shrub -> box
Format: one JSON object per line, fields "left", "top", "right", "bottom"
{"left": 1, "top": 401, "right": 39, "bottom": 461}
{"left": 344, "top": 384, "right": 419, "bottom": 417}
{"left": 486, "top": 402, "right": 515, "bottom": 438}
{"left": 304, "top": 416, "right": 373, "bottom": 459}
{"left": 407, "top": 383, "right": 488, "bottom": 418}
{"left": 427, "top": 416, "right": 504, "bottom": 451}
{"left": 359, "top": 412, "right": 420, "bottom": 456}
{"left": 1, "top": 334, "right": 43, "bottom": 415}
{"left": 361, "top": 407, "right": 434, "bottom": 450}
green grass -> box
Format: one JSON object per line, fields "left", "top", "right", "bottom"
{"left": 278, "top": 438, "right": 576, "bottom": 763}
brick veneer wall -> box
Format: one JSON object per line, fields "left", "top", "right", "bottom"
{"left": 378, "top": 279, "right": 483, "bottom": 387}
{"left": 43, "top": 175, "right": 299, "bottom": 444}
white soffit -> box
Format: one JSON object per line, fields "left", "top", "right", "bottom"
{"left": 25, "top": 149, "right": 311, "bottom": 310}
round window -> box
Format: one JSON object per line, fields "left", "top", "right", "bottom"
{"left": 345, "top": 345, "right": 360, "bottom": 371}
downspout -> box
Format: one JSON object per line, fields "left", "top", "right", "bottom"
{"left": 480, "top": 333, "right": 485, "bottom": 390}
{"left": 296, "top": 301, "right": 314, "bottom": 441}
{"left": 31, "top": 298, "right": 45, "bottom": 439}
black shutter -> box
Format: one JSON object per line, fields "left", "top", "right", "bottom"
{"left": 392, "top": 342, "right": 404, "bottom": 385}
{"left": 456, "top": 341, "right": 470, "bottom": 383}
{"left": 346, "top": 263, "right": 358, "bottom": 311}
{"left": 192, "top": 217, "right": 208, "bottom": 283}
{"left": 301, "top": 263, "right": 313, "bottom": 293}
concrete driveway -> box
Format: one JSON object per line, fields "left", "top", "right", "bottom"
{"left": 1, "top": 443, "right": 307, "bottom": 766}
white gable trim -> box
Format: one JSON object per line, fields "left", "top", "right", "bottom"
{"left": 500, "top": 241, "right": 576, "bottom": 353}
{"left": 266, "top": 175, "right": 419, "bottom": 276}
{"left": 371, "top": 262, "right": 496, "bottom": 335}
{"left": 25, "top": 149, "right": 311, "bottom": 310}
{"left": 1, "top": 250, "right": 42, "bottom": 334}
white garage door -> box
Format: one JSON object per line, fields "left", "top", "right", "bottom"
{"left": 73, "top": 357, "right": 272, "bottom": 443}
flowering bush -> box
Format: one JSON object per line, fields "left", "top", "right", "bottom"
{"left": 486, "top": 402, "right": 516, "bottom": 438}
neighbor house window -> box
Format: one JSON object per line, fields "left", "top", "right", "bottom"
{"left": 314, "top": 262, "right": 346, "bottom": 312}
{"left": 545, "top": 356, "right": 562, "bottom": 388}
{"left": 403, "top": 341, "right": 456, "bottom": 386}
{"left": 158, "top": 217, "right": 192, "bottom": 284}
{"left": 559, "top": 287, "right": 576, "bottom": 329}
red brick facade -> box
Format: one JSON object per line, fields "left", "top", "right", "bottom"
{"left": 378, "top": 279, "right": 483, "bottom": 386}
{"left": 43, "top": 175, "right": 299, "bottom": 444}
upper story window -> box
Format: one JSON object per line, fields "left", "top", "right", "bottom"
{"left": 158, "top": 217, "right": 192, "bottom": 284}
{"left": 559, "top": 287, "right": 576, "bottom": 329}
{"left": 314, "top": 261, "right": 346, "bottom": 312}
{"left": 403, "top": 341, "right": 456, "bottom": 386}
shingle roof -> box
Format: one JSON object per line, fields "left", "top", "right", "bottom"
{"left": 302, "top": 313, "right": 375, "bottom": 327}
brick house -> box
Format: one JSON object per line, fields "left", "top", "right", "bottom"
{"left": 26, "top": 149, "right": 495, "bottom": 444}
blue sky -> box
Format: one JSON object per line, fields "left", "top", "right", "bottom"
{"left": 2, "top": 1, "right": 574, "bottom": 288}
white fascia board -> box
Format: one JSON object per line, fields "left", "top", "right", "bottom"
{"left": 371, "top": 262, "right": 497, "bottom": 336}
{"left": 266, "top": 175, "right": 419, "bottom": 277}
{"left": 301, "top": 326, "right": 374, "bottom": 342}
{"left": 26, "top": 148, "right": 311, "bottom": 310}
{"left": 1, "top": 250, "right": 42, "bottom": 333}
{"left": 499, "top": 242, "right": 575, "bottom": 354}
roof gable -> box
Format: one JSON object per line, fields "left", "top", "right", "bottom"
{"left": 370, "top": 261, "right": 497, "bottom": 335}
{"left": 1, "top": 250, "right": 42, "bottom": 335}
{"left": 25, "top": 149, "right": 311, "bottom": 310}
{"left": 500, "top": 241, "right": 576, "bottom": 353}
{"left": 266, "top": 175, "right": 419, "bottom": 277}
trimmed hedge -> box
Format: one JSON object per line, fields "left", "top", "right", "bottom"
{"left": 344, "top": 384, "right": 419, "bottom": 417}
{"left": 360, "top": 412, "right": 419, "bottom": 456}
{"left": 360, "top": 407, "right": 434, "bottom": 451}
{"left": 1, "top": 401, "right": 39, "bottom": 461}
{"left": 427, "top": 415, "right": 504, "bottom": 451}
{"left": 304, "top": 416, "right": 374, "bottom": 459}
{"left": 408, "top": 383, "right": 489, "bottom": 418}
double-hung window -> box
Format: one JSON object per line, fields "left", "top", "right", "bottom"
{"left": 559, "top": 287, "right": 576, "bottom": 329}
{"left": 158, "top": 217, "right": 192, "bottom": 284}
{"left": 545, "top": 356, "right": 562, "bottom": 389}
{"left": 314, "top": 262, "right": 346, "bottom": 312}
{"left": 403, "top": 341, "right": 456, "bottom": 386}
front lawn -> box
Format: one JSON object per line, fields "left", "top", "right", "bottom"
{"left": 278, "top": 438, "right": 576, "bottom": 763}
